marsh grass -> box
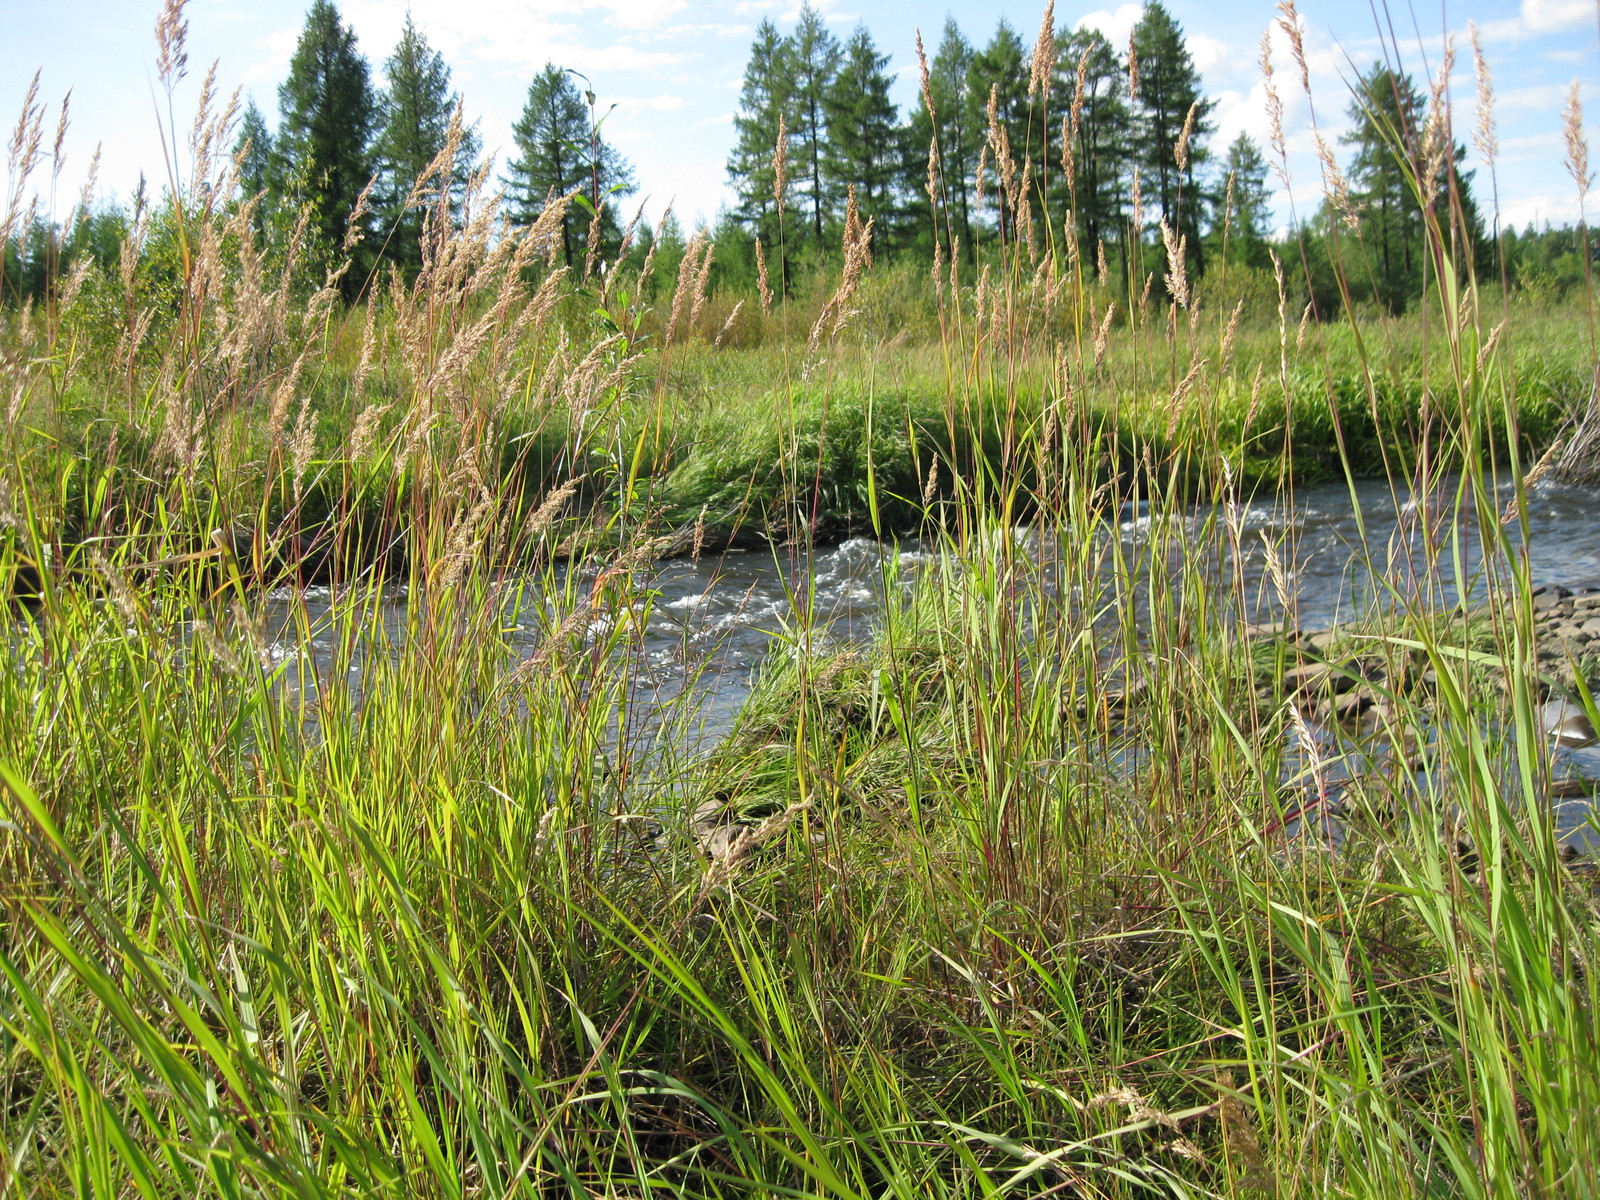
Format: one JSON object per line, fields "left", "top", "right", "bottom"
{"left": 4, "top": 6, "right": 1600, "bottom": 1196}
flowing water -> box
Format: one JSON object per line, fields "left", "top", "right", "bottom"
{"left": 263, "top": 475, "right": 1600, "bottom": 849}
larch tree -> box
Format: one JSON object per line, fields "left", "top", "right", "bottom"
{"left": 727, "top": 18, "right": 792, "bottom": 279}
{"left": 905, "top": 17, "right": 977, "bottom": 258}
{"left": 371, "top": 14, "right": 480, "bottom": 278}
{"left": 1130, "top": 1, "right": 1213, "bottom": 274}
{"left": 275, "top": 0, "right": 377, "bottom": 294}
{"left": 1056, "top": 26, "right": 1132, "bottom": 279}
{"left": 822, "top": 25, "right": 899, "bottom": 250}
{"left": 787, "top": 3, "right": 842, "bottom": 249}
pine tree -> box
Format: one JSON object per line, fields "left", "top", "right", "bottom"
{"left": 787, "top": 3, "right": 841, "bottom": 248}
{"left": 1056, "top": 26, "right": 1132, "bottom": 276}
{"left": 966, "top": 19, "right": 1029, "bottom": 244}
{"left": 234, "top": 98, "right": 275, "bottom": 238}
{"left": 822, "top": 26, "right": 898, "bottom": 249}
{"left": 275, "top": 0, "right": 377, "bottom": 293}
{"left": 1130, "top": 1, "right": 1213, "bottom": 274}
{"left": 905, "top": 18, "right": 977, "bottom": 258}
{"left": 371, "top": 14, "right": 479, "bottom": 277}
{"left": 727, "top": 19, "right": 791, "bottom": 264}
{"left": 504, "top": 64, "right": 633, "bottom": 270}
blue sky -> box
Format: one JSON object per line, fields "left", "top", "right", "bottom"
{"left": 4, "top": 0, "right": 1597, "bottom": 236}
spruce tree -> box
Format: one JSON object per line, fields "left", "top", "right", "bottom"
{"left": 275, "top": 0, "right": 376, "bottom": 294}
{"left": 234, "top": 98, "right": 275, "bottom": 238}
{"left": 787, "top": 3, "right": 841, "bottom": 248}
{"left": 1056, "top": 27, "right": 1131, "bottom": 275}
{"left": 1130, "top": 1, "right": 1213, "bottom": 273}
{"left": 727, "top": 18, "right": 791, "bottom": 266}
{"left": 905, "top": 18, "right": 977, "bottom": 258}
{"left": 822, "top": 26, "right": 898, "bottom": 249}
{"left": 1212, "top": 133, "right": 1272, "bottom": 267}
{"left": 504, "top": 64, "right": 633, "bottom": 270}
{"left": 371, "top": 14, "right": 479, "bottom": 277}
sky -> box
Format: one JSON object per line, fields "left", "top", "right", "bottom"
{"left": 3, "top": 0, "right": 1598, "bottom": 237}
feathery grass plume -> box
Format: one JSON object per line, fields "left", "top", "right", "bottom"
{"left": 1269, "top": 247, "right": 1289, "bottom": 386}
{"left": 49, "top": 89, "right": 68, "bottom": 189}
{"left": 1564, "top": 83, "right": 1592, "bottom": 199}
{"left": 689, "top": 236, "right": 716, "bottom": 330}
{"left": 289, "top": 393, "right": 317, "bottom": 502}
{"left": 921, "top": 458, "right": 939, "bottom": 506}
{"left": 583, "top": 188, "right": 604, "bottom": 280}
{"left": 1276, "top": 0, "right": 1309, "bottom": 95}
{"left": 1175, "top": 102, "right": 1197, "bottom": 173}
{"left": 773, "top": 113, "right": 788, "bottom": 219}
{"left": 986, "top": 84, "right": 1019, "bottom": 226}
{"left": 753, "top": 236, "right": 773, "bottom": 315}
{"left": 1315, "top": 130, "right": 1358, "bottom": 229}
{"left": 155, "top": 0, "right": 190, "bottom": 91}
{"left": 1096, "top": 238, "right": 1108, "bottom": 285}
{"left": 1167, "top": 350, "right": 1205, "bottom": 437}
{"left": 665, "top": 230, "right": 707, "bottom": 344}
{"left": 1420, "top": 39, "right": 1455, "bottom": 211}
{"left": 698, "top": 800, "right": 812, "bottom": 892}
{"left": 807, "top": 186, "right": 873, "bottom": 358}
{"left": 916, "top": 29, "right": 936, "bottom": 122}
{"left": 346, "top": 401, "right": 390, "bottom": 464}
{"left": 691, "top": 505, "right": 708, "bottom": 562}
{"left": 1060, "top": 113, "right": 1075, "bottom": 192}
{"left": 1029, "top": 3, "right": 1056, "bottom": 99}
{"left": 715, "top": 300, "right": 744, "bottom": 348}
{"left": 1221, "top": 297, "right": 1244, "bottom": 371}
{"left": 1138, "top": 272, "right": 1154, "bottom": 325}
{"left": 1093, "top": 301, "right": 1115, "bottom": 370}
{"left": 1127, "top": 31, "right": 1138, "bottom": 101}
{"left": 632, "top": 199, "right": 668, "bottom": 296}
{"left": 1244, "top": 361, "right": 1266, "bottom": 428}
{"left": 1131, "top": 166, "right": 1144, "bottom": 246}
{"left": 2, "top": 72, "right": 44, "bottom": 248}
{"left": 1259, "top": 32, "right": 1290, "bottom": 188}
{"left": 975, "top": 143, "right": 989, "bottom": 214}
{"left": 1469, "top": 23, "right": 1497, "bottom": 171}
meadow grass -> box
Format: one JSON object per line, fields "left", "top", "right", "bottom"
{"left": 4, "top": 13, "right": 1600, "bottom": 1198}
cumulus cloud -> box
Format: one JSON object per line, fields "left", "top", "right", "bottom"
{"left": 1074, "top": 4, "right": 1142, "bottom": 50}
{"left": 1480, "top": 0, "right": 1597, "bottom": 42}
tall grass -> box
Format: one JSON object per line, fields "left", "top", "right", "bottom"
{"left": 3, "top": 5, "right": 1600, "bottom": 1197}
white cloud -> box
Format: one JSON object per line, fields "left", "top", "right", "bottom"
{"left": 1074, "top": 4, "right": 1141, "bottom": 50}
{"left": 640, "top": 93, "right": 686, "bottom": 110}
{"left": 1479, "top": 0, "right": 1596, "bottom": 42}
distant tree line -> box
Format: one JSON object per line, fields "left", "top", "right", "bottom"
{"left": 2, "top": 0, "right": 1594, "bottom": 316}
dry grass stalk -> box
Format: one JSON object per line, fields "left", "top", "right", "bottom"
{"left": 1276, "top": 0, "right": 1309, "bottom": 96}
{"left": 1175, "top": 102, "right": 1197, "bottom": 174}
{"left": 806, "top": 187, "right": 874, "bottom": 361}
{"left": 1420, "top": 40, "right": 1455, "bottom": 212}
{"left": 689, "top": 237, "right": 716, "bottom": 329}
{"left": 1160, "top": 218, "right": 1189, "bottom": 310}
{"left": 634, "top": 200, "right": 669, "bottom": 294}
{"left": 754, "top": 237, "right": 773, "bottom": 315}
{"left": 1093, "top": 302, "right": 1115, "bottom": 371}
{"left": 155, "top": 0, "right": 190, "bottom": 90}
{"left": 1258, "top": 34, "right": 1290, "bottom": 189}
{"left": 1127, "top": 32, "right": 1139, "bottom": 102}
{"left": 1564, "top": 83, "right": 1592, "bottom": 199}
{"left": 714, "top": 300, "right": 745, "bottom": 349}
{"left": 773, "top": 114, "right": 789, "bottom": 219}
{"left": 1096, "top": 238, "right": 1108, "bottom": 286}
{"left": 3, "top": 72, "right": 45, "bottom": 249}
{"left": 1028, "top": 2, "right": 1056, "bottom": 99}
{"left": 665, "top": 230, "right": 709, "bottom": 345}
{"left": 1469, "top": 23, "right": 1497, "bottom": 172}
{"left": 1221, "top": 298, "right": 1244, "bottom": 371}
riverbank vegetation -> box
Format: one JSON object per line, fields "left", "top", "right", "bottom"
{"left": 4, "top": 0, "right": 1600, "bottom": 1196}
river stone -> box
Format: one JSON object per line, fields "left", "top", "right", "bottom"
{"left": 1541, "top": 698, "right": 1599, "bottom": 748}
{"left": 1283, "top": 663, "right": 1339, "bottom": 696}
